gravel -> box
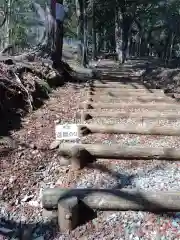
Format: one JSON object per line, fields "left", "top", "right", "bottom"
{"left": 1, "top": 60, "right": 180, "bottom": 239}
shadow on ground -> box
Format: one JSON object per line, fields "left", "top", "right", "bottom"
{"left": 0, "top": 160, "right": 179, "bottom": 239}
{"left": 0, "top": 217, "right": 59, "bottom": 240}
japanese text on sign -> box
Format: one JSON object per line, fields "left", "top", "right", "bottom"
{"left": 55, "top": 124, "right": 80, "bottom": 140}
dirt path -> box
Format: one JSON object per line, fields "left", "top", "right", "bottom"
{"left": 1, "top": 59, "right": 180, "bottom": 240}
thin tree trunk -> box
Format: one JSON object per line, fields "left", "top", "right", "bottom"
{"left": 76, "top": 0, "right": 83, "bottom": 63}
{"left": 96, "top": 32, "right": 101, "bottom": 53}
{"left": 169, "top": 32, "right": 174, "bottom": 61}
{"left": 115, "top": 6, "right": 123, "bottom": 63}
{"left": 4, "top": 0, "right": 11, "bottom": 48}
{"left": 53, "top": 0, "right": 64, "bottom": 68}
{"left": 50, "top": 0, "right": 56, "bottom": 51}
{"left": 92, "top": 0, "right": 96, "bottom": 60}
{"left": 82, "top": 0, "right": 88, "bottom": 67}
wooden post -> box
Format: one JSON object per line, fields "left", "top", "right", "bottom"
{"left": 60, "top": 144, "right": 94, "bottom": 169}
{"left": 58, "top": 196, "right": 79, "bottom": 231}
{"left": 70, "top": 145, "right": 85, "bottom": 170}
{"left": 80, "top": 89, "right": 92, "bottom": 122}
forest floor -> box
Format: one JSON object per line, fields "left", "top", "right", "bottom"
{"left": 1, "top": 57, "right": 180, "bottom": 239}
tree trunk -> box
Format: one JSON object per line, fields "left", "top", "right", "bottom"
{"left": 82, "top": 0, "right": 88, "bottom": 67}
{"left": 115, "top": 6, "right": 123, "bottom": 63}
{"left": 4, "top": 0, "right": 11, "bottom": 48}
{"left": 128, "top": 34, "right": 132, "bottom": 58}
{"left": 92, "top": 0, "right": 96, "bottom": 60}
{"left": 169, "top": 32, "right": 175, "bottom": 61}
{"left": 96, "top": 32, "right": 101, "bottom": 53}
{"left": 76, "top": 0, "right": 88, "bottom": 66}
{"left": 54, "top": 0, "right": 64, "bottom": 68}
{"left": 76, "top": 0, "right": 83, "bottom": 63}
{"left": 50, "top": 0, "right": 56, "bottom": 51}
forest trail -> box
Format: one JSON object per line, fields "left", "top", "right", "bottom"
{"left": 1, "top": 58, "right": 180, "bottom": 239}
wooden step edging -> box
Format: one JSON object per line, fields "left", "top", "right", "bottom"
{"left": 79, "top": 102, "right": 180, "bottom": 110}
{"left": 42, "top": 188, "right": 180, "bottom": 211}
{"left": 88, "top": 90, "right": 165, "bottom": 97}
{"left": 89, "top": 83, "right": 150, "bottom": 89}
{"left": 42, "top": 188, "right": 180, "bottom": 231}
{"left": 77, "top": 111, "right": 180, "bottom": 121}
{"left": 78, "top": 123, "right": 180, "bottom": 136}
{"left": 58, "top": 143, "right": 180, "bottom": 170}
{"left": 89, "top": 86, "right": 164, "bottom": 93}
{"left": 88, "top": 95, "right": 175, "bottom": 103}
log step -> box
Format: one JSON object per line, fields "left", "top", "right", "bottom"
{"left": 77, "top": 110, "right": 180, "bottom": 120}
{"left": 91, "top": 84, "right": 143, "bottom": 89}
{"left": 58, "top": 143, "right": 180, "bottom": 160}
{"left": 79, "top": 123, "right": 180, "bottom": 136}
{"left": 79, "top": 102, "right": 180, "bottom": 110}
{"left": 88, "top": 91, "right": 165, "bottom": 97}
{"left": 90, "top": 86, "right": 163, "bottom": 93}
{"left": 90, "top": 83, "right": 147, "bottom": 89}
{"left": 89, "top": 96, "right": 175, "bottom": 103}
{"left": 92, "top": 82, "right": 145, "bottom": 89}
{"left": 42, "top": 188, "right": 180, "bottom": 211}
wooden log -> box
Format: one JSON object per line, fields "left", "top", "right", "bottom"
{"left": 88, "top": 91, "right": 165, "bottom": 97}
{"left": 92, "top": 81, "right": 145, "bottom": 89}
{"left": 90, "top": 83, "right": 158, "bottom": 89}
{"left": 58, "top": 143, "right": 180, "bottom": 160}
{"left": 58, "top": 196, "right": 79, "bottom": 231}
{"left": 77, "top": 111, "right": 180, "bottom": 120}
{"left": 79, "top": 102, "right": 180, "bottom": 110}
{"left": 80, "top": 123, "right": 180, "bottom": 136}
{"left": 90, "top": 86, "right": 163, "bottom": 93}
{"left": 100, "top": 76, "right": 140, "bottom": 81}
{"left": 89, "top": 95, "right": 175, "bottom": 103}
{"left": 42, "top": 188, "right": 180, "bottom": 211}
{"left": 90, "top": 83, "right": 141, "bottom": 88}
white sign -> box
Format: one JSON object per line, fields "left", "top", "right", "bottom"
{"left": 55, "top": 124, "right": 80, "bottom": 140}
{"left": 55, "top": 3, "right": 67, "bottom": 21}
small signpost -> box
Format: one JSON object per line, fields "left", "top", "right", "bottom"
{"left": 55, "top": 123, "right": 80, "bottom": 141}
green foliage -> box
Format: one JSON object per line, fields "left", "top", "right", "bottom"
{"left": 0, "top": 0, "right": 180, "bottom": 60}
